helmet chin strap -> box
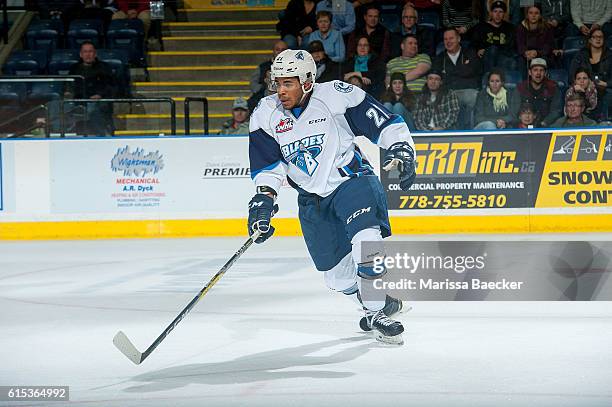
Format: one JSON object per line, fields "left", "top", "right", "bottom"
{"left": 297, "top": 81, "right": 314, "bottom": 106}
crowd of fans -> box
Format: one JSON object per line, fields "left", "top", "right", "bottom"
{"left": 250, "top": 0, "right": 612, "bottom": 130}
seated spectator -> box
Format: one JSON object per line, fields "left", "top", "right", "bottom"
{"left": 569, "top": 0, "right": 612, "bottom": 38}
{"left": 552, "top": 92, "right": 598, "bottom": 127}
{"left": 516, "top": 5, "right": 555, "bottom": 75}
{"left": 305, "top": 10, "right": 345, "bottom": 62}
{"left": 309, "top": 40, "right": 342, "bottom": 83}
{"left": 276, "top": 0, "right": 318, "bottom": 49}
{"left": 414, "top": 70, "right": 460, "bottom": 131}
{"left": 342, "top": 35, "right": 386, "bottom": 96}
{"left": 516, "top": 102, "right": 536, "bottom": 128}
{"left": 248, "top": 40, "right": 288, "bottom": 111}
{"left": 390, "top": 5, "right": 435, "bottom": 58}
{"left": 432, "top": 28, "right": 482, "bottom": 129}
{"left": 474, "top": 69, "right": 519, "bottom": 129}
{"left": 68, "top": 41, "right": 116, "bottom": 136}
{"left": 79, "top": 0, "right": 115, "bottom": 29}
{"left": 346, "top": 4, "right": 391, "bottom": 61}
{"left": 569, "top": 29, "right": 611, "bottom": 121}
{"left": 379, "top": 72, "right": 417, "bottom": 130}
{"left": 346, "top": 74, "right": 365, "bottom": 89}
{"left": 541, "top": 0, "right": 571, "bottom": 49}
{"left": 386, "top": 35, "right": 431, "bottom": 93}
{"left": 113, "top": 0, "right": 151, "bottom": 38}
{"left": 472, "top": 1, "right": 516, "bottom": 73}
{"left": 566, "top": 68, "right": 598, "bottom": 118}
{"left": 316, "top": 0, "right": 356, "bottom": 37}
{"left": 441, "top": 0, "right": 480, "bottom": 36}
{"left": 515, "top": 58, "right": 562, "bottom": 127}
{"left": 221, "top": 97, "right": 250, "bottom": 134}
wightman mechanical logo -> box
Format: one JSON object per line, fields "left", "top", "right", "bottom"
{"left": 111, "top": 146, "right": 164, "bottom": 177}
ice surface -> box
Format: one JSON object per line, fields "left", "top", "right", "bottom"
{"left": 0, "top": 235, "right": 611, "bottom": 406}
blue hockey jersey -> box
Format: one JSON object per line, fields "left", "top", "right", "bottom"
{"left": 249, "top": 80, "right": 415, "bottom": 197}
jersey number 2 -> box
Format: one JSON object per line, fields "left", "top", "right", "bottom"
{"left": 366, "top": 108, "right": 385, "bottom": 128}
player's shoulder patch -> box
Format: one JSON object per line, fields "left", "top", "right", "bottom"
{"left": 333, "top": 80, "right": 354, "bottom": 93}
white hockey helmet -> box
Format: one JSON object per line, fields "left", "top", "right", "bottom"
{"left": 270, "top": 49, "right": 317, "bottom": 92}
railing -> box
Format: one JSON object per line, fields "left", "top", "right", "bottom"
{"left": 60, "top": 97, "right": 176, "bottom": 137}
{"left": 183, "top": 97, "right": 209, "bottom": 135}
{"left": 0, "top": 104, "right": 48, "bottom": 137}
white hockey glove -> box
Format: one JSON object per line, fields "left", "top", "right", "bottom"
{"left": 383, "top": 142, "right": 416, "bottom": 191}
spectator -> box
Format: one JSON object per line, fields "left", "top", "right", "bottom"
{"left": 276, "top": 0, "right": 318, "bottom": 49}
{"left": 441, "top": 0, "right": 480, "bottom": 36}
{"left": 347, "top": 4, "right": 391, "bottom": 61}
{"left": 79, "top": 0, "right": 116, "bottom": 29}
{"left": 305, "top": 10, "right": 346, "bottom": 62}
{"left": 552, "top": 92, "right": 598, "bottom": 127}
{"left": 390, "top": 5, "right": 435, "bottom": 58}
{"left": 569, "top": 0, "right": 612, "bottom": 38}
{"left": 474, "top": 69, "right": 519, "bottom": 129}
{"left": 515, "top": 58, "right": 562, "bottom": 127}
{"left": 113, "top": 0, "right": 151, "bottom": 38}
{"left": 569, "top": 29, "right": 611, "bottom": 120}
{"left": 346, "top": 74, "right": 365, "bottom": 89}
{"left": 68, "top": 41, "right": 116, "bottom": 136}
{"left": 414, "top": 70, "right": 460, "bottom": 131}
{"left": 385, "top": 35, "right": 431, "bottom": 93}
{"left": 541, "top": 0, "right": 572, "bottom": 48}
{"left": 341, "top": 35, "right": 386, "bottom": 96}
{"left": 220, "top": 97, "right": 250, "bottom": 135}
{"left": 432, "top": 28, "right": 482, "bottom": 129}
{"left": 249, "top": 40, "right": 288, "bottom": 111}
{"left": 316, "top": 0, "right": 356, "bottom": 36}
{"left": 516, "top": 102, "right": 536, "bottom": 128}
{"left": 516, "top": 5, "right": 555, "bottom": 75}
{"left": 309, "top": 40, "right": 342, "bottom": 83}
{"left": 472, "top": 1, "right": 516, "bottom": 73}
{"left": 380, "top": 72, "right": 417, "bottom": 130}
{"left": 565, "top": 68, "right": 598, "bottom": 117}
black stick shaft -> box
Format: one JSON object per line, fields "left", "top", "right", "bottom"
{"left": 139, "top": 233, "right": 259, "bottom": 362}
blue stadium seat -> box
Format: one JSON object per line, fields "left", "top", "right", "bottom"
{"left": 27, "top": 82, "right": 64, "bottom": 103}
{"left": 0, "top": 82, "right": 26, "bottom": 113}
{"left": 26, "top": 19, "right": 64, "bottom": 51}
{"left": 2, "top": 50, "right": 48, "bottom": 75}
{"left": 503, "top": 70, "right": 522, "bottom": 90}
{"left": 106, "top": 19, "right": 145, "bottom": 66}
{"left": 563, "top": 36, "right": 585, "bottom": 51}
{"left": 48, "top": 49, "right": 80, "bottom": 75}
{"left": 562, "top": 48, "right": 579, "bottom": 71}
{"left": 548, "top": 68, "right": 569, "bottom": 94}
{"left": 418, "top": 12, "right": 440, "bottom": 31}
{"left": 67, "top": 19, "right": 104, "bottom": 49}
{"left": 96, "top": 49, "right": 131, "bottom": 96}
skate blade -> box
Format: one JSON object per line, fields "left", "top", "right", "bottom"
{"left": 374, "top": 331, "right": 404, "bottom": 346}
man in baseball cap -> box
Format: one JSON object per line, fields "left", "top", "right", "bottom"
{"left": 516, "top": 57, "right": 562, "bottom": 127}
{"left": 471, "top": 0, "right": 515, "bottom": 72}
{"left": 220, "top": 97, "right": 250, "bottom": 135}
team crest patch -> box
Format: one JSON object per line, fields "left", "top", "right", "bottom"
{"left": 334, "top": 81, "right": 354, "bottom": 93}
{"left": 275, "top": 117, "right": 294, "bottom": 133}
{"left": 295, "top": 51, "right": 304, "bottom": 60}
{"left": 281, "top": 134, "right": 325, "bottom": 177}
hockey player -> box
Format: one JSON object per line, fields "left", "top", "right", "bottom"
{"left": 247, "top": 49, "right": 416, "bottom": 345}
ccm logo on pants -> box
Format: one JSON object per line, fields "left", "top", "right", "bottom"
{"left": 347, "top": 207, "right": 371, "bottom": 224}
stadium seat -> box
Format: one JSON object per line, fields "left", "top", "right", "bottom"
{"left": 503, "top": 70, "right": 522, "bottom": 90}
{"left": 26, "top": 19, "right": 64, "bottom": 51}
{"left": 562, "top": 48, "right": 579, "bottom": 71}
{"left": 48, "top": 49, "right": 80, "bottom": 75}
{"left": 2, "top": 50, "right": 48, "bottom": 75}
{"left": 418, "top": 12, "right": 440, "bottom": 31}
{"left": 563, "top": 36, "right": 586, "bottom": 51}
{"left": 67, "top": 19, "right": 104, "bottom": 49}
{"left": 96, "top": 49, "right": 131, "bottom": 96}
{"left": 548, "top": 68, "right": 569, "bottom": 94}
{"left": 27, "top": 82, "right": 64, "bottom": 104}
{"left": 106, "top": 19, "right": 145, "bottom": 66}
{"left": 0, "top": 83, "right": 26, "bottom": 114}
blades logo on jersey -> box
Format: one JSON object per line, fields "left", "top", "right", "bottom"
{"left": 275, "top": 117, "right": 294, "bottom": 133}
{"left": 281, "top": 134, "right": 325, "bottom": 176}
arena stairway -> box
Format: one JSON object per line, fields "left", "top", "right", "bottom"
{"left": 117, "top": 2, "right": 287, "bottom": 135}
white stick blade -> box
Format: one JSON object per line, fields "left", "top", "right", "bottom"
{"left": 113, "top": 331, "right": 143, "bottom": 365}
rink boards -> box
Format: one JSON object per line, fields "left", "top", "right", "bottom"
{"left": 0, "top": 128, "right": 610, "bottom": 239}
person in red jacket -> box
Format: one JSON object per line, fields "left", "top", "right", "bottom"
{"left": 113, "top": 0, "right": 151, "bottom": 37}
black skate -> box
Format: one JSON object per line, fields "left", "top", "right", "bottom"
{"left": 359, "top": 295, "right": 406, "bottom": 332}
{"left": 366, "top": 309, "right": 404, "bottom": 345}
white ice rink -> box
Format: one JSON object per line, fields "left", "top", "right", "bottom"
{"left": 1, "top": 235, "right": 612, "bottom": 407}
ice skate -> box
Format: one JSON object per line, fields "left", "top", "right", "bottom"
{"left": 365, "top": 309, "right": 404, "bottom": 345}
{"left": 359, "top": 295, "right": 408, "bottom": 332}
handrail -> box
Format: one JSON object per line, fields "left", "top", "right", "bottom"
{"left": 60, "top": 97, "right": 176, "bottom": 137}
{"left": 1, "top": 0, "right": 8, "bottom": 44}
{"left": 0, "top": 104, "right": 49, "bottom": 137}
{"left": 184, "top": 97, "right": 209, "bottom": 135}
{"left": 0, "top": 75, "right": 86, "bottom": 99}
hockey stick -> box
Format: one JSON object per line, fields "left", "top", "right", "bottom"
{"left": 113, "top": 231, "right": 261, "bottom": 365}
